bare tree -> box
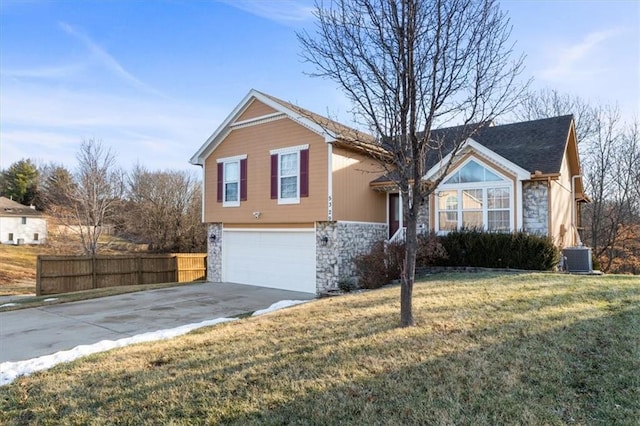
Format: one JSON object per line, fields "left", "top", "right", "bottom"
{"left": 514, "top": 88, "right": 597, "bottom": 143}
{"left": 299, "top": 0, "right": 526, "bottom": 326}
{"left": 121, "top": 165, "right": 206, "bottom": 252}
{"left": 515, "top": 90, "right": 640, "bottom": 273}
{"left": 62, "top": 139, "right": 124, "bottom": 255}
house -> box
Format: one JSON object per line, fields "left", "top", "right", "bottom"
{"left": 190, "top": 90, "right": 586, "bottom": 295}
{"left": 0, "top": 197, "right": 48, "bottom": 245}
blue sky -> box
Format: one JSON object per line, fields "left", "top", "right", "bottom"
{"left": 1, "top": 0, "right": 638, "bottom": 172}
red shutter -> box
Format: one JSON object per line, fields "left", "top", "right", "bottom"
{"left": 270, "top": 154, "right": 278, "bottom": 199}
{"left": 240, "top": 158, "right": 247, "bottom": 201}
{"left": 300, "top": 148, "right": 309, "bottom": 198}
{"left": 216, "top": 162, "right": 223, "bottom": 203}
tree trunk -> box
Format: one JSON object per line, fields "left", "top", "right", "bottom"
{"left": 400, "top": 201, "right": 418, "bottom": 327}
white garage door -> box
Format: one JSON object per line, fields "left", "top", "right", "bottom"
{"left": 223, "top": 229, "right": 316, "bottom": 293}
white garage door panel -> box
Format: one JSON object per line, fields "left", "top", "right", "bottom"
{"left": 223, "top": 230, "right": 316, "bottom": 293}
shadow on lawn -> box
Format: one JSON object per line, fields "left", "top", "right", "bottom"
{"left": 3, "top": 276, "right": 638, "bottom": 425}
{"left": 221, "top": 304, "right": 639, "bottom": 425}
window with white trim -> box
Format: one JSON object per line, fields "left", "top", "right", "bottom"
{"left": 216, "top": 155, "right": 247, "bottom": 207}
{"left": 279, "top": 152, "right": 299, "bottom": 200}
{"left": 270, "top": 144, "right": 309, "bottom": 205}
{"left": 223, "top": 161, "right": 240, "bottom": 206}
{"left": 435, "top": 159, "right": 512, "bottom": 233}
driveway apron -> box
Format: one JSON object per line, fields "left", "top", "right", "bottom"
{"left": 0, "top": 282, "right": 314, "bottom": 363}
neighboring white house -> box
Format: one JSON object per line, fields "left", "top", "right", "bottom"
{"left": 0, "top": 197, "right": 47, "bottom": 245}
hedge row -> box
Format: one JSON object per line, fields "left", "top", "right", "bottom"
{"left": 354, "top": 230, "right": 558, "bottom": 289}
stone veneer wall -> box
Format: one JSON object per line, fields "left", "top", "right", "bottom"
{"left": 417, "top": 199, "right": 430, "bottom": 231}
{"left": 522, "top": 181, "right": 548, "bottom": 235}
{"left": 206, "top": 223, "right": 223, "bottom": 282}
{"left": 316, "top": 221, "right": 387, "bottom": 294}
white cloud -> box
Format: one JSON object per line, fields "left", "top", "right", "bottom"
{"left": 58, "top": 22, "right": 166, "bottom": 98}
{"left": 217, "top": 0, "right": 315, "bottom": 24}
{"left": 2, "top": 63, "right": 87, "bottom": 80}
{"left": 539, "top": 28, "right": 623, "bottom": 81}
{"left": 0, "top": 80, "right": 225, "bottom": 170}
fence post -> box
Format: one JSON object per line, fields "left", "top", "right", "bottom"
{"left": 173, "top": 254, "right": 179, "bottom": 283}
{"left": 36, "top": 256, "right": 42, "bottom": 296}
{"left": 137, "top": 255, "right": 143, "bottom": 285}
{"left": 92, "top": 256, "right": 97, "bottom": 289}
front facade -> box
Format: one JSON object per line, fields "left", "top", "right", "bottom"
{"left": 0, "top": 197, "right": 47, "bottom": 245}
{"left": 192, "top": 90, "right": 585, "bottom": 295}
{"left": 191, "top": 91, "right": 387, "bottom": 294}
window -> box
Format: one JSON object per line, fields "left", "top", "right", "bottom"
{"left": 8, "top": 233, "right": 13, "bottom": 241}
{"left": 270, "top": 145, "right": 309, "bottom": 204}
{"left": 21, "top": 217, "right": 27, "bottom": 224}
{"left": 436, "top": 159, "right": 512, "bottom": 233}
{"left": 217, "top": 155, "right": 247, "bottom": 207}
{"left": 34, "top": 233, "right": 39, "bottom": 241}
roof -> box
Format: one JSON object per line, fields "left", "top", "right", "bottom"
{"left": 191, "top": 90, "right": 575, "bottom": 181}
{"left": 189, "top": 89, "right": 381, "bottom": 166}
{"left": 372, "top": 114, "right": 574, "bottom": 185}
{"left": 466, "top": 115, "right": 573, "bottom": 175}
{"left": 0, "top": 197, "right": 43, "bottom": 217}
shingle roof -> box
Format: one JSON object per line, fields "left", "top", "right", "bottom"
{"left": 262, "top": 91, "right": 573, "bottom": 176}
{"left": 372, "top": 115, "right": 573, "bottom": 184}
{"left": 466, "top": 115, "right": 573, "bottom": 175}
{"left": 0, "top": 197, "right": 43, "bottom": 217}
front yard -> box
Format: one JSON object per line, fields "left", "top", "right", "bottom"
{"left": 1, "top": 272, "right": 638, "bottom": 424}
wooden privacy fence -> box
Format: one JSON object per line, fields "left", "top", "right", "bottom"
{"left": 36, "top": 253, "right": 207, "bottom": 296}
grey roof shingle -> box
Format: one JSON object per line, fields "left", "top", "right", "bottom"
{"left": 0, "top": 197, "right": 43, "bottom": 217}
{"left": 467, "top": 114, "right": 573, "bottom": 175}
{"left": 373, "top": 115, "right": 573, "bottom": 184}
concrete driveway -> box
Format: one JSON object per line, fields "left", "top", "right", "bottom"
{"left": 0, "top": 282, "right": 314, "bottom": 363}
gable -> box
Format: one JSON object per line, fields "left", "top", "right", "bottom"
{"left": 235, "top": 99, "right": 278, "bottom": 123}
{"left": 425, "top": 139, "right": 529, "bottom": 183}
{"left": 191, "top": 90, "right": 348, "bottom": 167}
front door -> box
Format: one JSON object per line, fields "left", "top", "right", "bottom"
{"left": 389, "top": 193, "right": 400, "bottom": 239}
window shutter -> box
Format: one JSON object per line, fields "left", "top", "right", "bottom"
{"left": 240, "top": 158, "right": 247, "bottom": 201}
{"left": 216, "top": 162, "right": 223, "bottom": 203}
{"left": 300, "top": 148, "right": 309, "bottom": 198}
{"left": 270, "top": 154, "right": 278, "bottom": 199}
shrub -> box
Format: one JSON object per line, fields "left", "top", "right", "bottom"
{"left": 337, "top": 277, "right": 357, "bottom": 293}
{"left": 416, "top": 232, "right": 449, "bottom": 266}
{"left": 385, "top": 241, "right": 405, "bottom": 282}
{"left": 437, "top": 230, "right": 558, "bottom": 270}
{"left": 353, "top": 241, "right": 389, "bottom": 289}
{"left": 354, "top": 233, "right": 449, "bottom": 289}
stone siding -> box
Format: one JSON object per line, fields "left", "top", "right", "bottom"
{"left": 417, "top": 199, "right": 430, "bottom": 231}
{"left": 206, "top": 223, "right": 223, "bottom": 282}
{"left": 316, "top": 221, "right": 387, "bottom": 294}
{"left": 523, "top": 181, "right": 548, "bottom": 235}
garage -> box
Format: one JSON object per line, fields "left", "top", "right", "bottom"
{"left": 222, "top": 229, "right": 317, "bottom": 293}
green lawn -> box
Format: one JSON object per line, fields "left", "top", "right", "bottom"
{"left": 1, "top": 272, "right": 638, "bottom": 425}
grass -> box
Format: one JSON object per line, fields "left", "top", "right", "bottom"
{"left": 1, "top": 272, "right": 638, "bottom": 425}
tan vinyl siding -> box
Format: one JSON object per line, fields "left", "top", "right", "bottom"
{"left": 224, "top": 223, "right": 314, "bottom": 229}
{"left": 331, "top": 147, "right": 386, "bottom": 223}
{"left": 204, "top": 118, "right": 328, "bottom": 224}
{"left": 550, "top": 154, "right": 574, "bottom": 247}
{"left": 236, "top": 99, "right": 278, "bottom": 122}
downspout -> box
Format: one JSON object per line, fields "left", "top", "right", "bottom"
{"left": 571, "top": 174, "right": 583, "bottom": 246}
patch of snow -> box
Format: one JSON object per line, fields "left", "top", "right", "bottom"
{"left": 252, "top": 300, "right": 309, "bottom": 316}
{"left": 43, "top": 298, "right": 58, "bottom": 302}
{"left": 0, "top": 303, "right": 17, "bottom": 308}
{"left": 0, "top": 317, "right": 237, "bottom": 387}
{"left": 0, "top": 298, "right": 312, "bottom": 387}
